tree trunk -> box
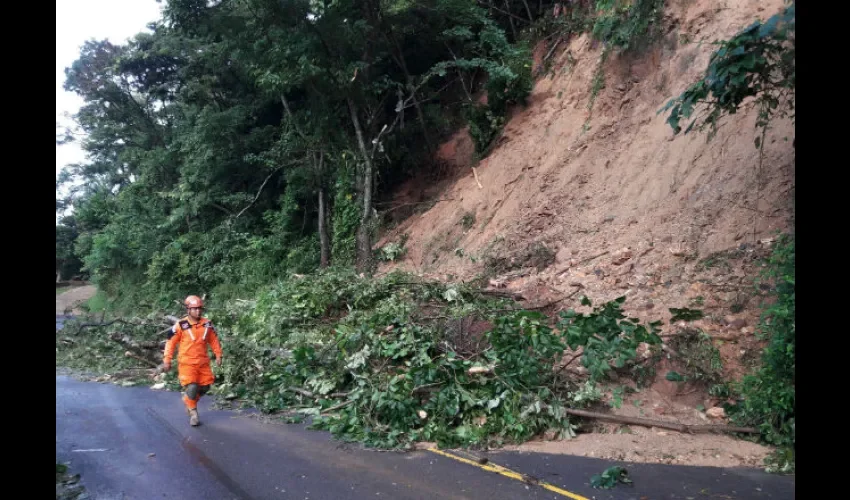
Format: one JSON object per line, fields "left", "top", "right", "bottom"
{"left": 318, "top": 186, "right": 330, "bottom": 268}
{"left": 408, "top": 81, "right": 434, "bottom": 154}
{"left": 562, "top": 408, "right": 759, "bottom": 435}
{"left": 301, "top": 198, "right": 310, "bottom": 235}
{"left": 504, "top": 0, "right": 518, "bottom": 39}
{"left": 521, "top": 0, "right": 534, "bottom": 21}
{"left": 347, "top": 98, "right": 374, "bottom": 275}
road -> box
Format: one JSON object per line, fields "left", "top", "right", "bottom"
{"left": 56, "top": 376, "right": 795, "bottom": 500}
{"left": 56, "top": 313, "right": 794, "bottom": 500}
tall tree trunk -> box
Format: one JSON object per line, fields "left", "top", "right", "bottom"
{"left": 521, "top": 0, "right": 534, "bottom": 22}
{"left": 504, "top": 0, "right": 518, "bottom": 39}
{"left": 317, "top": 152, "right": 330, "bottom": 268}
{"left": 408, "top": 80, "right": 434, "bottom": 154}
{"left": 347, "top": 98, "right": 374, "bottom": 275}
{"left": 318, "top": 186, "right": 330, "bottom": 268}
{"left": 282, "top": 94, "right": 331, "bottom": 267}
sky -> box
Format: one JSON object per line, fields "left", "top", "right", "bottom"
{"left": 56, "top": 0, "right": 164, "bottom": 181}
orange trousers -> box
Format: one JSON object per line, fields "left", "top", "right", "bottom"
{"left": 178, "top": 363, "right": 214, "bottom": 409}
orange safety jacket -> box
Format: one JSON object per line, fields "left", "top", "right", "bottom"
{"left": 163, "top": 316, "right": 223, "bottom": 366}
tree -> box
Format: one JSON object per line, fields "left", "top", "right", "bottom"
{"left": 56, "top": 216, "right": 84, "bottom": 282}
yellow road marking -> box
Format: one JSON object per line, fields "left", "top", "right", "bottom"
{"left": 426, "top": 447, "right": 589, "bottom": 500}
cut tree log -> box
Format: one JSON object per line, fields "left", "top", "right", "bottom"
{"left": 563, "top": 408, "right": 758, "bottom": 434}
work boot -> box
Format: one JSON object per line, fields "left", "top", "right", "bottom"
{"left": 188, "top": 408, "right": 200, "bottom": 426}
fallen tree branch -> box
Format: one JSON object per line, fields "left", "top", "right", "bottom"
{"left": 544, "top": 38, "right": 563, "bottom": 63}
{"left": 472, "top": 167, "right": 483, "bottom": 189}
{"left": 109, "top": 333, "right": 162, "bottom": 366}
{"left": 286, "top": 387, "right": 350, "bottom": 399}
{"left": 489, "top": 285, "right": 584, "bottom": 314}
{"left": 287, "top": 387, "right": 315, "bottom": 398}
{"left": 478, "top": 289, "right": 525, "bottom": 300}
{"left": 578, "top": 250, "right": 610, "bottom": 265}
{"left": 467, "top": 365, "right": 496, "bottom": 375}
{"left": 124, "top": 351, "right": 160, "bottom": 368}
{"left": 661, "top": 343, "right": 680, "bottom": 358}
{"left": 321, "top": 400, "right": 354, "bottom": 414}
{"left": 554, "top": 351, "right": 583, "bottom": 375}
{"left": 74, "top": 318, "right": 125, "bottom": 333}
{"left": 563, "top": 408, "right": 758, "bottom": 434}
{"left": 411, "top": 382, "right": 445, "bottom": 395}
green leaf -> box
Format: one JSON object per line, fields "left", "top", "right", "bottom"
{"left": 590, "top": 466, "right": 631, "bottom": 489}
{"left": 669, "top": 308, "right": 704, "bottom": 322}
{"left": 666, "top": 371, "right": 687, "bottom": 382}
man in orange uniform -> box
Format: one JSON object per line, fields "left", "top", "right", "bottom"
{"left": 163, "top": 295, "right": 223, "bottom": 426}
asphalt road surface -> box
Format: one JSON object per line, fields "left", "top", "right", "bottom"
{"left": 56, "top": 314, "right": 794, "bottom": 500}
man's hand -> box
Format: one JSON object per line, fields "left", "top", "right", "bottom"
{"left": 163, "top": 361, "right": 171, "bottom": 372}
{"left": 216, "top": 356, "right": 223, "bottom": 367}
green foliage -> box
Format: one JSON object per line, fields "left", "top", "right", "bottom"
{"left": 591, "top": 0, "right": 665, "bottom": 52}
{"left": 590, "top": 466, "right": 632, "bottom": 489}
{"left": 568, "top": 381, "right": 603, "bottom": 408}
{"left": 57, "top": 0, "right": 545, "bottom": 303}
{"left": 669, "top": 307, "right": 704, "bottom": 322}
{"left": 608, "top": 386, "right": 624, "bottom": 409}
{"left": 465, "top": 104, "right": 505, "bottom": 154}
{"left": 56, "top": 313, "right": 163, "bottom": 375}
{"left": 460, "top": 211, "right": 476, "bottom": 230}
{"left": 203, "top": 270, "right": 582, "bottom": 449}
{"left": 56, "top": 216, "right": 85, "bottom": 280}
{"left": 56, "top": 461, "right": 88, "bottom": 500}
{"left": 60, "top": 266, "right": 669, "bottom": 451}
{"left": 442, "top": 30, "right": 531, "bottom": 154}
{"left": 667, "top": 329, "right": 724, "bottom": 385}
{"left": 484, "top": 241, "right": 555, "bottom": 276}
{"left": 331, "top": 156, "right": 361, "bottom": 266}
{"left": 83, "top": 290, "right": 109, "bottom": 314}
{"left": 587, "top": 58, "right": 607, "bottom": 111}
{"left": 558, "top": 296, "right": 663, "bottom": 381}
{"left": 661, "top": 3, "right": 795, "bottom": 141}
{"left": 730, "top": 234, "right": 795, "bottom": 472}
{"left": 485, "top": 41, "right": 533, "bottom": 114}
{"left": 378, "top": 241, "right": 408, "bottom": 262}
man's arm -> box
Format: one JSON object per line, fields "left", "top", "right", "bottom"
{"left": 163, "top": 324, "right": 182, "bottom": 370}
{"left": 207, "top": 325, "right": 223, "bottom": 365}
